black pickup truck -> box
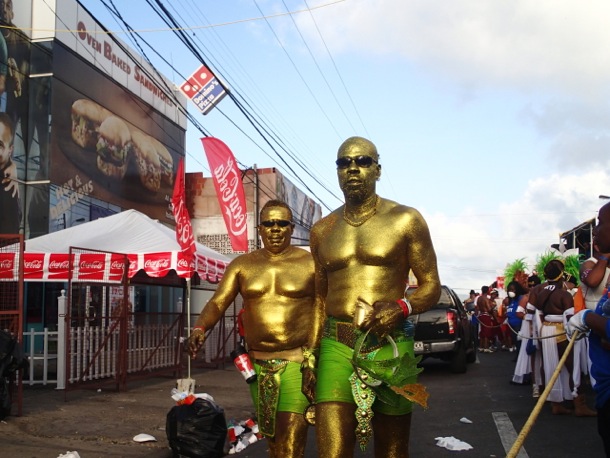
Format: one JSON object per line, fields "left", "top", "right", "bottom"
{"left": 407, "top": 285, "right": 477, "bottom": 373}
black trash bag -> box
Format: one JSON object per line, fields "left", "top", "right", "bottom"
{"left": 0, "top": 377, "right": 11, "bottom": 420}
{"left": 0, "top": 329, "right": 27, "bottom": 378}
{"left": 0, "top": 329, "right": 26, "bottom": 420}
{"left": 166, "top": 397, "right": 228, "bottom": 458}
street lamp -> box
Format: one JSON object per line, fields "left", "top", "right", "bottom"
{"left": 599, "top": 195, "right": 610, "bottom": 199}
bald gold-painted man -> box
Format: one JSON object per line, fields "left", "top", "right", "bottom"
{"left": 310, "top": 137, "right": 441, "bottom": 458}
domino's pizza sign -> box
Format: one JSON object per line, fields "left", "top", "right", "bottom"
{"left": 180, "top": 65, "right": 227, "bottom": 115}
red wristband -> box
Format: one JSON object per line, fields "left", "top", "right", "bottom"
{"left": 192, "top": 326, "right": 205, "bottom": 333}
{"left": 396, "top": 299, "right": 411, "bottom": 318}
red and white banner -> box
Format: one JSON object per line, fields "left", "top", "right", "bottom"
{"left": 0, "top": 251, "right": 227, "bottom": 283}
{"left": 171, "top": 158, "right": 197, "bottom": 272}
{"left": 201, "top": 137, "right": 248, "bottom": 252}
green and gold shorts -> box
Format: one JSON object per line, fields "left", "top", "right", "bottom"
{"left": 315, "top": 318, "right": 415, "bottom": 415}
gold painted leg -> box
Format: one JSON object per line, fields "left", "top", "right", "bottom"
{"left": 316, "top": 401, "right": 357, "bottom": 458}
{"left": 372, "top": 412, "right": 412, "bottom": 458}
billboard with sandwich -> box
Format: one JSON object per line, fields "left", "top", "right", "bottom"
{"left": 49, "top": 41, "right": 184, "bottom": 224}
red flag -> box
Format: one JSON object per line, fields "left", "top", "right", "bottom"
{"left": 201, "top": 137, "right": 248, "bottom": 252}
{"left": 171, "top": 158, "right": 196, "bottom": 270}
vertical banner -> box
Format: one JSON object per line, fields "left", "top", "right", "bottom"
{"left": 171, "top": 159, "right": 196, "bottom": 271}
{"left": 201, "top": 137, "right": 248, "bottom": 252}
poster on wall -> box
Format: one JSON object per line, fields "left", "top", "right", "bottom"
{"left": 0, "top": 2, "right": 33, "bottom": 235}
{"left": 270, "top": 173, "right": 321, "bottom": 245}
{"left": 49, "top": 43, "right": 185, "bottom": 224}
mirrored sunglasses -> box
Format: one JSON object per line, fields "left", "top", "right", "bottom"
{"left": 335, "top": 155, "right": 377, "bottom": 169}
{"left": 260, "top": 219, "right": 291, "bottom": 228}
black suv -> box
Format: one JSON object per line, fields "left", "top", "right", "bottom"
{"left": 407, "top": 285, "right": 477, "bottom": 373}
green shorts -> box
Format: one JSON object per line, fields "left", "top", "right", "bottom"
{"left": 249, "top": 359, "right": 309, "bottom": 415}
{"left": 316, "top": 332, "right": 415, "bottom": 415}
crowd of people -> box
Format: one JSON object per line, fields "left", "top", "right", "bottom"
{"left": 466, "top": 264, "right": 598, "bottom": 415}
{"left": 463, "top": 206, "right": 610, "bottom": 455}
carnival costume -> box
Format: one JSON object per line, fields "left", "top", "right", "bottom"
{"left": 316, "top": 317, "right": 427, "bottom": 450}
{"left": 512, "top": 303, "right": 542, "bottom": 386}
{"left": 580, "top": 257, "right": 610, "bottom": 386}
{"left": 539, "top": 313, "right": 575, "bottom": 402}
{"left": 248, "top": 349, "right": 311, "bottom": 437}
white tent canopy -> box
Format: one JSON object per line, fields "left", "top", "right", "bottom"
{"left": 1, "top": 209, "right": 230, "bottom": 282}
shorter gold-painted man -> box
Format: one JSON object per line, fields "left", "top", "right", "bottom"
{"left": 187, "top": 200, "right": 318, "bottom": 458}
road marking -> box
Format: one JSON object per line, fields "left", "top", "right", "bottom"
{"left": 493, "top": 412, "right": 529, "bottom": 458}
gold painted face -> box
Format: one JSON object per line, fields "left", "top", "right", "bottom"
{"left": 336, "top": 138, "right": 380, "bottom": 201}
{"left": 258, "top": 206, "right": 294, "bottom": 254}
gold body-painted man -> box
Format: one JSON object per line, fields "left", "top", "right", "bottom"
{"left": 187, "top": 200, "right": 319, "bottom": 458}
{"left": 310, "top": 137, "right": 441, "bottom": 458}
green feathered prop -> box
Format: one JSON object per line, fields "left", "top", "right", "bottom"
{"left": 504, "top": 258, "right": 529, "bottom": 287}
{"left": 535, "top": 251, "right": 562, "bottom": 282}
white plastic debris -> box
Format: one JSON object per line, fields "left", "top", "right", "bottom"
{"left": 459, "top": 417, "right": 473, "bottom": 424}
{"left": 133, "top": 433, "right": 157, "bottom": 443}
{"left": 435, "top": 436, "right": 473, "bottom": 451}
{"left": 194, "top": 393, "right": 215, "bottom": 403}
{"left": 57, "top": 452, "right": 81, "bottom": 458}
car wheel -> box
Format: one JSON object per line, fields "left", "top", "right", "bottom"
{"left": 450, "top": 342, "right": 467, "bottom": 373}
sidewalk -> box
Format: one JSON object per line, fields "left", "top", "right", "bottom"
{"left": 0, "top": 366, "right": 267, "bottom": 457}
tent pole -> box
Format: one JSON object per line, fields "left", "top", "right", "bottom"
{"left": 176, "top": 277, "right": 195, "bottom": 394}
{"left": 186, "top": 277, "right": 191, "bottom": 380}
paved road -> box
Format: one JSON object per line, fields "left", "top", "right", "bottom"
{"left": 0, "top": 349, "right": 604, "bottom": 457}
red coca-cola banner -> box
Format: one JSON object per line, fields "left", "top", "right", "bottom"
{"left": 201, "top": 137, "right": 248, "bottom": 252}
{"left": 0, "top": 251, "right": 227, "bottom": 282}
{"left": 171, "top": 158, "right": 196, "bottom": 271}
{"left": 0, "top": 253, "right": 17, "bottom": 280}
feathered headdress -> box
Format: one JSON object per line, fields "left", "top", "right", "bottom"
{"left": 504, "top": 258, "right": 529, "bottom": 289}
{"left": 535, "top": 251, "right": 563, "bottom": 283}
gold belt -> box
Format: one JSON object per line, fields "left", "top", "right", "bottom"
{"left": 323, "top": 319, "right": 389, "bottom": 353}
{"left": 249, "top": 347, "right": 303, "bottom": 363}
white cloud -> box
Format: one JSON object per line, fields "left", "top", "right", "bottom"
{"left": 427, "top": 169, "right": 608, "bottom": 291}
{"left": 308, "top": 0, "right": 610, "bottom": 97}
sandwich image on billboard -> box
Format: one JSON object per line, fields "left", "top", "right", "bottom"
{"left": 96, "top": 115, "right": 132, "bottom": 180}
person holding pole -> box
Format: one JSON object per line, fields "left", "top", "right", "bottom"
{"left": 186, "top": 200, "right": 319, "bottom": 458}
{"left": 309, "top": 136, "right": 441, "bottom": 457}
{"left": 529, "top": 259, "right": 596, "bottom": 416}
{"left": 568, "top": 200, "right": 610, "bottom": 456}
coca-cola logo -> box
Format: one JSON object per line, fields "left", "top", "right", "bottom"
{"left": 173, "top": 198, "right": 195, "bottom": 253}
{"left": 144, "top": 259, "right": 170, "bottom": 269}
{"left": 0, "top": 259, "right": 13, "bottom": 269}
{"left": 49, "top": 260, "right": 70, "bottom": 269}
{"left": 213, "top": 158, "right": 247, "bottom": 236}
{"left": 111, "top": 260, "right": 126, "bottom": 269}
{"left": 23, "top": 260, "right": 41, "bottom": 269}
{"left": 80, "top": 261, "right": 104, "bottom": 270}
{"left": 176, "top": 258, "right": 188, "bottom": 268}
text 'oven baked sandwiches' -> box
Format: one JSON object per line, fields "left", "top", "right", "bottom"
{"left": 71, "top": 99, "right": 112, "bottom": 150}
{"left": 131, "top": 130, "right": 161, "bottom": 192}
{"left": 96, "top": 116, "right": 132, "bottom": 180}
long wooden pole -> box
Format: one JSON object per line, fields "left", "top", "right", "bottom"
{"left": 506, "top": 331, "right": 580, "bottom": 458}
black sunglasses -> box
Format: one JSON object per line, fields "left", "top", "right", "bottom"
{"left": 335, "top": 155, "right": 377, "bottom": 169}
{"left": 260, "top": 219, "right": 292, "bottom": 228}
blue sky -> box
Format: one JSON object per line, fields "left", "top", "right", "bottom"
{"left": 77, "top": 0, "right": 610, "bottom": 295}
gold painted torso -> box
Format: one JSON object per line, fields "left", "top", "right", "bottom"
{"left": 202, "top": 246, "right": 316, "bottom": 352}
{"left": 313, "top": 199, "right": 417, "bottom": 320}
